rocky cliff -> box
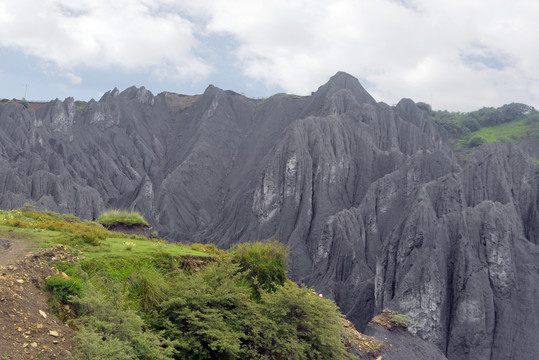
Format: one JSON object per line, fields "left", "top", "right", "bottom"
{"left": 0, "top": 72, "right": 537, "bottom": 359}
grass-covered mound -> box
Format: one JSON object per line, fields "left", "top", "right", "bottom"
{"left": 98, "top": 209, "right": 150, "bottom": 228}
{"left": 0, "top": 207, "right": 354, "bottom": 359}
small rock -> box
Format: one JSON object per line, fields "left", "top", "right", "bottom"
{"left": 31, "top": 342, "right": 37, "bottom": 348}
{"left": 39, "top": 310, "right": 47, "bottom": 318}
{"left": 17, "top": 327, "right": 23, "bottom": 332}
{"left": 49, "top": 330, "right": 59, "bottom": 337}
{"left": 37, "top": 323, "right": 43, "bottom": 329}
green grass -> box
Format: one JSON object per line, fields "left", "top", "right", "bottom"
{"left": 458, "top": 119, "right": 539, "bottom": 146}
{"left": 455, "top": 119, "right": 539, "bottom": 158}
{"left": 0, "top": 208, "right": 353, "bottom": 359}
{"left": 0, "top": 207, "right": 215, "bottom": 318}
{"left": 0, "top": 209, "right": 211, "bottom": 259}
{"left": 98, "top": 209, "right": 149, "bottom": 227}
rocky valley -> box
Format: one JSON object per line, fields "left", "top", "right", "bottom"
{"left": 0, "top": 72, "right": 537, "bottom": 359}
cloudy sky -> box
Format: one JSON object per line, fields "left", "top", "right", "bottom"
{"left": 1, "top": 0, "right": 538, "bottom": 111}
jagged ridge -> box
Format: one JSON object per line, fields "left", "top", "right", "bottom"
{"left": 0, "top": 72, "right": 537, "bottom": 359}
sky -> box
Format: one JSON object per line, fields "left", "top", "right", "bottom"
{"left": 1, "top": 0, "right": 538, "bottom": 112}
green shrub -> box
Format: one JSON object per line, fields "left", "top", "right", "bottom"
{"left": 71, "top": 287, "right": 176, "bottom": 360}
{"left": 230, "top": 240, "right": 288, "bottom": 301}
{"left": 127, "top": 268, "right": 169, "bottom": 311}
{"left": 154, "top": 259, "right": 250, "bottom": 359}
{"left": 467, "top": 136, "right": 485, "bottom": 147}
{"left": 462, "top": 116, "right": 481, "bottom": 131}
{"left": 77, "top": 230, "right": 105, "bottom": 246}
{"left": 154, "top": 258, "right": 350, "bottom": 360}
{"left": 243, "top": 282, "right": 351, "bottom": 360}
{"left": 44, "top": 275, "right": 84, "bottom": 318}
{"left": 61, "top": 213, "right": 82, "bottom": 223}
{"left": 19, "top": 203, "right": 36, "bottom": 212}
{"left": 388, "top": 311, "right": 418, "bottom": 328}
{"left": 44, "top": 275, "right": 83, "bottom": 303}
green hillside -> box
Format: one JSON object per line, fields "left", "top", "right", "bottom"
{"left": 0, "top": 207, "right": 354, "bottom": 359}
{"left": 416, "top": 101, "right": 539, "bottom": 159}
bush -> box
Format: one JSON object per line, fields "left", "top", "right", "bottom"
{"left": 388, "top": 311, "right": 418, "bottom": 328}
{"left": 230, "top": 240, "right": 288, "bottom": 301}
{"left": 154, "top": 260, "right": 250, "bottom": 359}
{"left": 70, "top": 287, "right": 176, "bottom": 360}
{"left": 462, "top": 116, "right": 480, "bottom": 132}
{"left": 44, "top": 275, "right": 84, "bottom": 318}
{"left": 19, "top": 203, "right": 36, "bottom": 212}
{"left": 127, "top": 268, "right": 169, "bottom": 311}
{"left": 77, "top": 230, "right": 106, "bottom": 246}
{"left": 243, "top": 282, "right": 351, "bottom": 360}
{"left": 467, "top": 136, "right": 485, "bottom": 147}
{"left": 154, "top": 259, "right": 350, "bottom": 360}
{"left": 44, "top": 275, "right": 83, "bottom": 303}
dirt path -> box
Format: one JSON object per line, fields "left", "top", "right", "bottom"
{"left": 0, "top": 237, "right": 32, "bottom": 267}
{"left": 0, "top": 241, "right": 76, "bottom": 359}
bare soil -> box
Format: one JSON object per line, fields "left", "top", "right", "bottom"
{"left": 0, "top": 237, "right": 31, "bottom": 268}
{"left": 0, "top": 238, "right": 76, "bottom": 359}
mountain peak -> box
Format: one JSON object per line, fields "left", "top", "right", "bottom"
{"left": 317, "top": 71, "right": 376, "bottom": 105}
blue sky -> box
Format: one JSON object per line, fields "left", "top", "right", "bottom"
{"left": 1, "top": 0, "right": 539, "bottom": 111}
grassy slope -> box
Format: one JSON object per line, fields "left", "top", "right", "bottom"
{"left": 456, "top": 119, "right": 539, "bottom": 146}
{"left": 0, "top": 209, "right": 357, "bottom": 359}
{"left": 0, "top": 208, "right": 218, "bottom": 324}
{"left": 0, "top": 209, "right": 210, "bottom": 258}
{"left": 454, "top": 119, "right": 539, "bottom": 159}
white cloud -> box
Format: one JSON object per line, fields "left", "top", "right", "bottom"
{"left": 2, "top": 0, "right": 539, "bottom": 110}
{"left": 0, "top": 0, "right": 212, "bottom": 83}
{"left": 181, "top": 0, "right": 539, "bottom": 110}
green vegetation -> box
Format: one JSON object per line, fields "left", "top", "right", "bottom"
{"left": 154, "top": 260, "right": 350, "bottom": 359}
{"left": 98, "top": 209, "right": 149, "bottom": 228}
{"left": 388, "top": 311, "right": 418, "bottom": 328}
{"left": 370, "top": 309, "right": 418, "bottom": 331}
{"left": 529, "top": 157, "right": 539, "bottom": 166}
{"left": 456, "top": 119, "right": 539, "bottom": 149}
{"left": 230, "top": 240, "right": 288, "bottom": 301}
{"left": 75, "top": 100, "right": 87, "bottom": 111}
{"left": 0, "top": 207, "right": 352, "bottom": 359}
{"left": 70, "top": 286, "right": 177, "bottom": 360}
{"left": 417, "top": 101, "right": 539, "bottom": 159}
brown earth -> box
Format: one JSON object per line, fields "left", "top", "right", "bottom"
{"left": 0, "top": 239, "right": 76, "bottom": 359}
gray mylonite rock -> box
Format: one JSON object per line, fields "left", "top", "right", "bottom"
{"left": 0, "top": 72, "right": 537, "bottom": 359}
{"left": 309, "top": 142, "right": 539, "bottom": 359}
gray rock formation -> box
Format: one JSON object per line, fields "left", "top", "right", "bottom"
{"left": 0, "top": 72, "right": 537, "bottom": 359}
{"left": 362, "top": 322, "right": 449, "bottom": 360}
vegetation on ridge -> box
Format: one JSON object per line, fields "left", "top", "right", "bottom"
{"left": 416, "top": 101, "right": 539, "bottom": 160}
{"left": 0, "top": 207, "right": 353, "bottom": 359}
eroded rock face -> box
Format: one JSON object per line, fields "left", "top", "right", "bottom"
{"left": 310, "top": 143, "right": 539, "bottom": 359}
{"left": 0, "top": 72, "right": 537, "bottom": 359}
